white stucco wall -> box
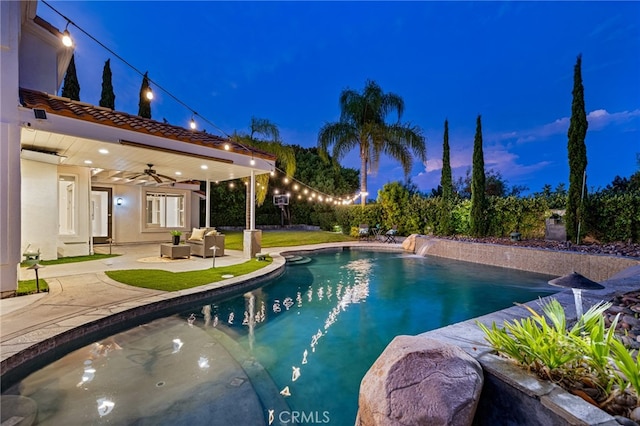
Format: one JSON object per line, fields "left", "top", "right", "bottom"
{"left": 1, "top": 1, "right": 22, "bottom": 295}
{"left": 111, "top": 184, "right": 193, "bottom": 244}
{"left": 20, "top": 160, "right": 58, "bottom": 259}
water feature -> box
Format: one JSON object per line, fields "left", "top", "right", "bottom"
{"left": 3, "top": 250, "right": 557, "bottom": 425}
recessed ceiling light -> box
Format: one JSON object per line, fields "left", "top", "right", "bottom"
{"left": 200, "top": 165, "right": 208, "bottom": 170}
{"left": 175, "top": 171, "right": 182, "bottom": 176}
{"left": 98, "top": 149, "right": 109, "bottom": 154}
{"left": 84, "top": 160, "right": 93, "bottom": 164}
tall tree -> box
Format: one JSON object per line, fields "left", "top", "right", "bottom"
{"left": 99, "top": 59, "right": 116, "bottom": 109}
{"left": 138, "top": 71, "right": 151, "bottom": 119}
{"left": 441, "top": 119, "right": 453, "bottom": 200}
{"left": 566, "top": 54, "right": 588, "bottom": 243}
{"left": 317, "top": 79, "right": 426, "bottom": 205}
{"left": 61, "top": 54, "right": 80, "bottom": 101}
{"left": 436, "top": 119, "right": 454, "bottom": 235}
{"left": 232, "top": 117, "right": 296, "bottom": 228}
{"left": 470, "top": 115, "right": 487, "bottom": 237}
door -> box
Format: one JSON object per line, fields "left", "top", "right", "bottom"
{"left": 91, "top": 187, "right": 112, "bottom": 244}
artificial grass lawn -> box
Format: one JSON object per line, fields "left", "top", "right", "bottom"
{"left": 20, "top": 253, "right": 120, "bottom": 267}
{"left": 105, "top": 257, "right": 273, "bottom": 291}
{"left": 17, "top": 279, "right": 49, "bottom": 295}
{"left": 222, "top": 230, "right": 354, "bottom": 250}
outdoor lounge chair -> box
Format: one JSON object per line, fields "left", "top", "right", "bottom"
{"left": 358, "top": 224, "right": 370, "bottom": 241}
{"left": 384, "top": 225, "right": 398, "bottom": 243}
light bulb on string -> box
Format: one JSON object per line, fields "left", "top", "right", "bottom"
{"left": 250, "top": 158, "right": 255, "bottom": 166}
{"left": 283, "top": 177, "right": 289, "bottom": 184}
{"left": 189, "top": 117, "right": 196, "bottom": 130}
{"left": 293, "top": 184, "right": 299, "bottom": 191}
{"left": 146, "top": 87, "right": 154, "bottom": 100}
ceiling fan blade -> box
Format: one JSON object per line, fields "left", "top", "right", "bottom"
{"left": 128, "top": 173, "right": 144, "bottom": 179}
{"left": 151, "top": 174, "right": 162, "bottom": 184}
{"left": 156, "top": 174, "right": 177, "bottom": 182}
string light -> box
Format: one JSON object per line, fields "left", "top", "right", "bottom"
{"left": 41, "top": 1, "right": 364, "bottom": 206}
{"left": 61, "top": 22, "right": 72, "bottom": 47}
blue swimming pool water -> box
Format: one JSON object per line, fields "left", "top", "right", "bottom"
{"left": 4, "top": 250, "right": 557, "bottom": 425}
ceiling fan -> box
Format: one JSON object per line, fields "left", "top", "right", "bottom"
{"left": 128, "top": 164, "right": 176, "bottom": 184}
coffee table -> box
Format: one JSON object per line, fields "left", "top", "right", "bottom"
{"left": 160, "top": 243, "right": 191, "bottom": 259}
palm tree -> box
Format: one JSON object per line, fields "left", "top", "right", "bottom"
{"left": 317, "top": 80, "right": 426, "bottom": 204}
{"left": 232, "top": 117, "right": 296, "bottom": 228}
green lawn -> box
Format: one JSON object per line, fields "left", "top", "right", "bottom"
{"left": 17, "top": 279, "right": 49, "bottom": 295}
{"left": 105, "top": 257, "right": 273, "bottom": 291}
{"left": 223, "top": 230, "right": 354, "bottom": 250}
{"left": 20, "top": 253, "right": 120, "bottom": 268}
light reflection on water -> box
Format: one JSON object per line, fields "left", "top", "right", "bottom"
{"left": 4, "top": 251, "right": 557, "bottom": 425}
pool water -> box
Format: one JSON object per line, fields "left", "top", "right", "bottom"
{"left": 4, "top": 250, "right": 557, "bottom": 425}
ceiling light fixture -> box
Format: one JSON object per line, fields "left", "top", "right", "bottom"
{"left": 98, "top": 148, "right": 109, "bottom": 154}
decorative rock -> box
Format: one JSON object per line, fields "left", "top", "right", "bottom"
{"left": 622, "top": 315, "right": 640, "bottom": 327}
{"left": 356, "top": 335, "right": 483, "bottom": 426}
{"left": 630, "top": 407, "right": 640, "bottom": 423}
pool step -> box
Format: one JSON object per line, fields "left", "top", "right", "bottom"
{"left": 285, "top": 255, "right": 312, "bottom": 265}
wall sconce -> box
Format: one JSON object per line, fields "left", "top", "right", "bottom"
{"left": 116, "top": 197, "right": 123, "bottom": 206}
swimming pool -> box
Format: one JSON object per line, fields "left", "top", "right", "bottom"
{"left": 3, "top": 250, "right": 557, "bottom": 425}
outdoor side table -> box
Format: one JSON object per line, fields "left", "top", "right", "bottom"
{"left": 160, "top": 243, "right": 191, "bottom": 259}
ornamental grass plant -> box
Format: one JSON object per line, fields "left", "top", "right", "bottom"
{"left": 478, "top": 298, "right": 640, "bottom": 419}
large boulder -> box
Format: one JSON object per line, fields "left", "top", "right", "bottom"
{"left": 356, "top": 335, "right": 483, "bottom": 426}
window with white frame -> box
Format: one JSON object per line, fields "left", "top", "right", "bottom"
{"left": 145, "top": 191, "right": 185, "bottom": 228}
{"left": 58, "top": 175, "right": 77, "bottom": 235}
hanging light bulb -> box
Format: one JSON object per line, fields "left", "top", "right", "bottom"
{"left": 146, "top": 87, "right": 154, "bottom": 100}
{"left": 250, "top": 158, "right": 255, "bottom": 166}
{"left": 283, "top": 177, "right": 289, "bottom": 184}
{"left": 62, "top": 30, "right": 73, "bottom": 47}
{"left": 61, "top": 22, "right": 73, "bottom": 47}
{"left": 189, "top": 117, "right": 196, "bottom": 130}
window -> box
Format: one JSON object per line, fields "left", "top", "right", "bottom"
{"left": 58, "top": 175, "right": 77, "bottom": 235}
{"left": 145, "top": 191, "right": 185, "bottom": 228}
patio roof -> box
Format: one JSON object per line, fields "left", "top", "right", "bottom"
{"left": 18, "top": 88, "right": 275, "bottom": 185}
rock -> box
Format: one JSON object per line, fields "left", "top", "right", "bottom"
{"left": 615, "top": 415, "right": 639, "bottom": 426}
{"left": 356, "top": 335, "right": 483, "bottom": 426}
{"left": 630, "top": 407, "right": 640, "bottom": 423}
{"left": 622, "top": 315, "right": 640, "bottom": 328}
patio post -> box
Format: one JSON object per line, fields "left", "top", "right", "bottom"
{"left": 243, "top": 170, "right": 261, "bottom": 258}
{"left": 205, "top": 179, "right": 211, "bottom": 228}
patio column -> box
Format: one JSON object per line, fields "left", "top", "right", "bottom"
{"left": 243, "top": 170, "right": 261, "bottom": 258}
{"left": 0, "top": 0, "right": 21, "bottom": 297}
{"left": 205, "top": 179, "right": 210, "bottom": 228}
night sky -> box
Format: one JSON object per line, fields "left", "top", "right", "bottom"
{"left": 37, "top": 1, "right": 640, "bottom": 196}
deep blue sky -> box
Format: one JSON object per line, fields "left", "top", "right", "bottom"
{"left": 38, "top": 1, "right": 640, "bottom": 197}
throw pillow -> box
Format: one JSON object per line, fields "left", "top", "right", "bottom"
{"left": 205, "top": 229, "right": 218, "bottom": 236}
{"left": 188, "top": 227, "right": 206, "bottom": 241}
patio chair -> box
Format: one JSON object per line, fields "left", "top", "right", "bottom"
{"left": 358, "top": 224, "right": 370, "bottom": 241}
{"left": 384, "top": 225, "right": 398, "bottom": 243}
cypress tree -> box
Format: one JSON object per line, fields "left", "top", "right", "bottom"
{"left": 99, "top": 59, "right": 116, "bottom": 109}
{"left": 566, "top": 54, "right": 588, "bottom": 243}
{"left": 441, "top": 119, "right": 453, "bottom": 200}
{"left": 61, "top": 55, "right": 80, "bottom": 101}
{"left": 470, "top": 115, "right": 487, "bottom": 237}
{"left": 138, "top": 71, "right": 152, "bottom": 119}
{"left": 437, "top": 119, "right": 454, "bottom": 235}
